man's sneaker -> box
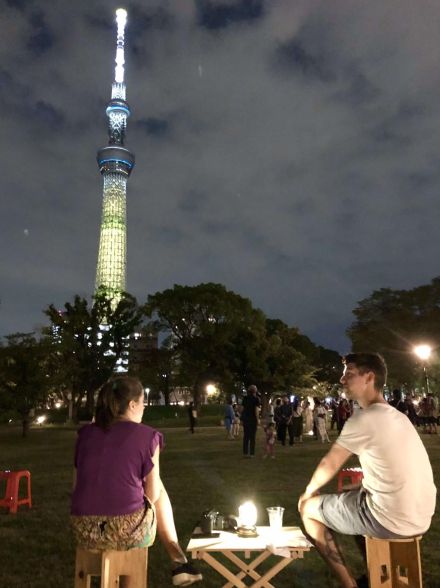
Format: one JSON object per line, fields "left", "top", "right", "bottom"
{"left": 172, "top": 562, "right": 203, "bottom": 586}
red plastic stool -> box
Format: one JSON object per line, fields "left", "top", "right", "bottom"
{"left": 337, "top": 467, "right": 363, "bottom": 491}
{"left": 0, "top": 470, "right": 32, "bottom": 513}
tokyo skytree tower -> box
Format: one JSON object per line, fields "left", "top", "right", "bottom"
{"left": 95, "top": 8, "right": 134, "bottom": 304}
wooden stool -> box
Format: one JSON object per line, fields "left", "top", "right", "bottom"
{"left": 337, "top": 467, "right": 363, "bottom": 491}
{"left": 74, "top": 546, "right": 148, "bottom": 587}
{"left": 0, "top": 470, "right": 32, "bottom": 514}
{"left": 365, "top": 536, "right": 423, "bottom": 588}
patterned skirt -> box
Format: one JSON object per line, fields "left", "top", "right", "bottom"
{"left": 71, "top": 499, "right": 156, "bottom": 551}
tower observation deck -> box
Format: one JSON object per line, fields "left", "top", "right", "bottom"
{"left": 95, "top": 8, "right": 134, "bottom": 304}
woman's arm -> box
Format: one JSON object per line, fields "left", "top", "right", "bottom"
{"left": 144, "top": 445, "right": 161, "bottom": 504}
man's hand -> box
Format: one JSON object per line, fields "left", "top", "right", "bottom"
{"left": 297, "top": 487, "right": 319, "bottom": 512}
{"left": 297, "top": 443, "right": 353, "bottom": 513}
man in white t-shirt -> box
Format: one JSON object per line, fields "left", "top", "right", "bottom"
{"left": 298, "top": 353, "right": 436, "bottom": 588}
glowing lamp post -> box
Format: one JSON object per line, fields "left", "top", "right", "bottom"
{"left": 413, "top": 344, "right": 432, "bottom": 394}
{"left": 206, "top": 384, "right": 216, "bottom": 395}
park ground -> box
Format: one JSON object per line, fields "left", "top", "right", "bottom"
{"left": 0, "top": 422, "right": 439, "bottom": 587}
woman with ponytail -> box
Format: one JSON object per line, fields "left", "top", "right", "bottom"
{"left": 71, "top": 376, "right": 202, "bottom": 587}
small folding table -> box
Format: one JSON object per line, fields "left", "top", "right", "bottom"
{"left": 187, "top": 526, "right": 312, "bottom": 588}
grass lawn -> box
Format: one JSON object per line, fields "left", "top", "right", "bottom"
{"left": 0, "top": 423, "right": 439, "bottom": 587}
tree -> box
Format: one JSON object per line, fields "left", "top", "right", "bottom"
{"left": 234, "top": 318, "right": 315, "bottom": 392}
{"left": 347, "top": 277, "right": 440, "bottom": 389}
{"left": 314, "top": 346, "right": 342, "bottom": 385}
{"left": 144, "top": 283, "right": 319, "bottom": 406}
{"left": 144, "top": 283, "right": 263, "bottom": 404}
{"left": 0, "top": 333, "right": 50, "bottom": 437}
{"left": 131, "top": 337, "right": 176, "bottom": 406}
{"left": 44, "top": 288, "right": 143, "bottom": 420}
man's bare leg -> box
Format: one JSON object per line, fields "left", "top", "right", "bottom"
{"left": 300, "top": 496, "right": 358, "bottom": 588}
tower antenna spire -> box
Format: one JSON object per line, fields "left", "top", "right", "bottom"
{"left": 95, "top": 8, "right": 135, "bottom": 306}
{"left": 114, "top": 8, "right": 127, "bottom": 85}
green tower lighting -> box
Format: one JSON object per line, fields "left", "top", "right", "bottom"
{"left": 95, "top": 8, "right": 134, "bottom": 305}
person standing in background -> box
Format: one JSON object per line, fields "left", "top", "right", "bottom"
{"left": 224, "top": 399, "right": 235, "bottom": 439}
{"left": 279, "top": 395, "right": 295, "bottom": 446}
{"left": 314, "top": 399, "right": 330, "bottom": 443}
{"left": 291, "top": 397, "right": 304, "bottom": 443}
{"left": 302, "top": 399, "right": 313, "bottom": 435}
{"left": 188, "top": 401, "right": 197, "bottom": 434}
{"left": 274, "top": 397, "right": 283, "bottom": 442}
{"left": 241, "top": 385, "right": 260, "bottom": 457}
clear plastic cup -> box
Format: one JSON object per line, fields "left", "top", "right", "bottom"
{"left": 266, "top": 506, "right": 284, "bottom": 530}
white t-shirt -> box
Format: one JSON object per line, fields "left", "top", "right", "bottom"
{"left": 336, "top": 403, "right": 436, "bottom": 535}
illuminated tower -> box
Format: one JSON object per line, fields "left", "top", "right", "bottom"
{"left": 95, "top": 8, "right": 134, "bottom": 304}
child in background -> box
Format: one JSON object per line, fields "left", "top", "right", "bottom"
{"left": 232, "top": 403, "right": 241, "bottom": 437}
{"left": 263, "top": 422, "right": 276, "bottom": 458}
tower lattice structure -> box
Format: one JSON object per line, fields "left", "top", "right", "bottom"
{"left": 95, "top": 8, "right": 134, "bottom": 305}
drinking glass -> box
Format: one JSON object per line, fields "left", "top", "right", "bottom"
{"left": 266, "top": 506, "right": 284, "bottom": 530}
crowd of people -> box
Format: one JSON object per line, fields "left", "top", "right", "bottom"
{"left": 223, "top": 387, "right": 351, "bottom": 458}
{"left": 218, "top": 380, "right": 439, "bottom": 462}
{"left": 389, "top": 388, "right": 438, "bottom": 433}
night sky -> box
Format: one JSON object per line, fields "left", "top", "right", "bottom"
{"left": 2, "top": 0, "right": 440, "bottom": 352}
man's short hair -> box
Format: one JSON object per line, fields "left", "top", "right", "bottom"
{"left": 248, "top": 385, "right": 257, "bottom": 394}
{"left": 343, "top": 353, "right": 387, "bottom": 391}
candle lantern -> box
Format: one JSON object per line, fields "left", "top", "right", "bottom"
{"left": 237, "top": 501, "right": 258, "bottom": 537}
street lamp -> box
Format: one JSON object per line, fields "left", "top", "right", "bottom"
{"left": 413, "top": 344, "right": 432, "bottom": 395}
{"left": 144, "top": 387, "right": 150, "bottom": 406}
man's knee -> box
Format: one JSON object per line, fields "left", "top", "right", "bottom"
{"left": 299, "top": 495, "right": 322, "bottom": 523}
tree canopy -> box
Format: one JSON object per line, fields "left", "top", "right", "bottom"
{"left": 1, "top": 283, "right": 342, "bottom": 420}
{"left": 347, "top": 277, "right": 440, "bottom": 388}
{"left": 44, "top": 288, "right": 143, "bottom": 419}
{"left": 0, "top": 333, "right": 50, "bottom": 436}
{"left": 143, "top": 283, "right": 324, "bottom": 404}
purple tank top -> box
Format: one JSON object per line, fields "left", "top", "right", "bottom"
{"left": 71, "top": 421, "right": 163, "bottom": 516}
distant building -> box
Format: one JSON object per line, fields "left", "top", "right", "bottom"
{"left": 128, "top": 329, "right": 159, "bottom": 373}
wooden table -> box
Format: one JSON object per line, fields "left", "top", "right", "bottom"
{"left": 186, "top": 526, "right": 312, "bottom": 588}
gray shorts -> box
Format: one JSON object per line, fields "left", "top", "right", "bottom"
{"left": 316, "top": 488, "right": 407, "bottom": 539}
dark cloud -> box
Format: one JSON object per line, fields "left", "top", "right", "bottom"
{"left": 128, "top": 4, "right": 175, "bottom": 34}
{"left": 335, "top": 67, "right": 379, "bottom": 107}
{"left": 0, "top": 69, "right": 64, "bottom": 129}
{"left": 33, "top": 100, "right": 65, "bottom": 128}
{"left": 196, "top": 0, "right": 265, "bottom": 31}
{"left": 275, "top": 38, "right": 334, "bottom": 82}
{"left": 135, "top": 117, "right": 170, "bottom": 137}
{"left": 179, "top": 190, "right": 205, "bottom": 214}
{"left": 4, "top": 0, "right": 27, "bottom": 11}
{"left": 83, "top": 11, "right": 113, "bottom": 32}
{"left": 27, "top": 11, "right": 55, "bottom": 54}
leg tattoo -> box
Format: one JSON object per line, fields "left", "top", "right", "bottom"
{"left": 322, "top": 528, "right": 347, "bottom": 566}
